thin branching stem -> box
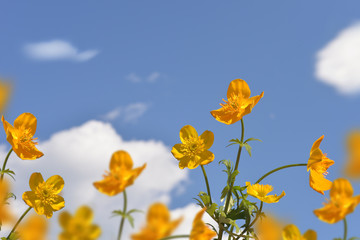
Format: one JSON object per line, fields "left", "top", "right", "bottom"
{"left": 255, "top": 163, "right": 307, "bottom": 184}
{"left": 201, "top": 165, "right": 212, "bottom": 205}
{"left": 117, "top": 190, "right": 127, "bottom": 240}
{"left": 1, "top": 149, "right": 13, "bottom": 181}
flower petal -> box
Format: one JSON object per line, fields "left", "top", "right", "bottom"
{"left": 200, "top": 130, "right": 214, "bottom": 150}
{"left": 45, "top": 175, "right": 64, "bottom": 194}
{"left": 22, "top": 191, "right": 38, "bottom": 208}
{"left": 179, "top": 125, "right": 198, "bottom": 143}
{"left": 210, "top": 107, "right": 241, "bottom": 125}
{"left": 227, "top": 79, "right": 251, "bottom": 99}
{"left": 29, "top": 173, "right": 44, "bottom": 192}
{"left": 75, "top": 205, "right": 93, "bottom": 224}
{"left": 198, "top": 150, "right": 214, "bottom": 166}
{"left": 59, "top": 211, "right": 71, "bottom": 228}
{"left": 13, "top": 143, "right": 44, "bottom": 160}
{"left": 171, "top": 144, "right": 185, "bottom": 159}
{"left": 14, "top": 113, "right": 37, "bottom": 137}
{"left": 93, "top": 176, "right": 122, "bottom": 196}
{"left": 330, "top": 178, "right": 353, "bottom": 200}
{"left": 110, "top": 150, "right": 133, "bottom": 172}
{"left": 50, "top": 195, "right": 65, "bottom": 211}
{"left": 309, "top": 170, "right": 332, "bottom": 195}
{"left": 310, "top": 135, "right": 324, "bottom": 153}
{"left": 282, "top": 224, "right": 302, "bottom": 240}
{"left": 303, "top": 229, "right": 317, "bottom": 240}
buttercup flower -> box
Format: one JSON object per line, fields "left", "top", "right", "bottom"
{"left": 93, "top": 150, "right": 146, "bottom": 196}
{"left": 255, "top": 214, "right": 282, "bottom": 240}
{"left": 0, "top": 79, "right": 11, "bottom": 114}
{"left": 190, "top": 208, "right": 216, "bottom": 240}
{"left": 18, "top": 214, "right": 48, "bottom": 240}
{"left": 307, "top": 135, "right": 334, "bottom": 195}
{"left": 246, "top": 182, "right": 285, "bottom": 203}
{"left": 344, "top": 130, "right": 360, "bottom": 178}
{"left": 171, "top": 125, "right": 214, "bottom": 169}
{"left": 2, "top": 113, "right": 43, "bottom": 160}
{"left": 313, "top": 178, "right": 360, "bottom": 224}
{"left": 0, "top": 180, "right": 14, "bottom": 225}
{"left": 22, "top": 172, "right": 65, "bottom": 218}
{"left": 282, "top": 224, "right": 317, "bottom": 240}
{"left": 211, "top": 79, "right": 264, "bottom": 125}
{"left": 59, "top": 205, "right": 101, "bottom": 240}
{"left": 131, "top": 203, "right": 182, "bottom": 240}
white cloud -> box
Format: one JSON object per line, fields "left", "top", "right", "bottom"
{"left": 315, "top": 22, "right": 360, "bottom": 94}
{"left": 147, "top": 72, "right": 161, "bottom": 83}
{"left": 24, "top": 40, "right": 99, "bottom": 62}
{"left": 102, "top": 102, "right": 149, "bottom": 123}
{"left": 125, "top": 73, "right": 142, "bottom": 83}
{"left": 125, "top": 72, "right": 162, "bottom": 83}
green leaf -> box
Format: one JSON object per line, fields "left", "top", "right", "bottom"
{"left": 220, "top": 186, "right": 229, "bottom": 202}
{"left": 227, "top": 207, "right": 246, "bottom": 220}
{"left": 243, "top": 143, "right": 252, "bottom": 157}
{"left": 227, "top": 138, "right": 243, "bottom": 147}
{"left": 206, "top": 203, "right": 218, "bottom": 216}
{"left": 244, "top": 138, "right": 262, "bottom": 143}
{"left": 193, "top": 198, "right": 205, "bottom": 208}
{"left": 0, "top": 169, "right": 15, "bottom": 180}
{"left": 199, "top": 192, "right": 211, "bottom": 206}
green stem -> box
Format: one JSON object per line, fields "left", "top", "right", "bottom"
{"left": 237, "top": 201, "right": 263, "bottom": 239}
{"left": 1, "top": 149, "right": 13, "bottom": 181}
{"left": 343, "top": 217, "right": 347, "bottom": 240}
{"left": 7, "top": 206, "right": 32, "bottom": 239}
{"left": 160, "top": 235, "right": 190, "bottom": 240}
{"left": 255, "top": 163, "right": 307, "bottom": 184}
{"left": 228, "top": 226, "right": 234, "bottom": 240}
{"left": 117, "top": 190, "right": 127, "bottom": 240}
{"left": 201, "top": 165, "right": 212, "bottom": 205}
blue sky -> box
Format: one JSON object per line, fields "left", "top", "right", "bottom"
{"left": 1, "top": 1, "right": 360, "bottom": 239}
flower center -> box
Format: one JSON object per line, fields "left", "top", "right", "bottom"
{"left": 220, "top": 94, "right": 249, "bottom": 113}
{"left": 182, "top": 137, "right": 205, "bottom": 156}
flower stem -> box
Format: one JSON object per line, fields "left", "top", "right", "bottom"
{"left": 7, "top": 206, "right": 32, "bottom": 239}
{"left": 160, "top": 235, "right": 190, "bottom": 239}
{"left": 1, "top": 148, "right": 13, "bottom": 181}
{"left": 200, "top": 165, "right": 212, "bottom": 205}
{"left": 255, "top": 163, "right": 307, "bottom": 184}
{"left": 117, "top": 190, "right": 127, "bottom": 240}
{"left": 343, "top": 217, "right": 347, "bottom": 240}
{"left": 237, "top": 201, "right": 263, "bottom": 239}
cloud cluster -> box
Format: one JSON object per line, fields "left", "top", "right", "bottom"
{"left": 125, "top": 72, "right": 162, "bottom": 83}
{"left": 102, "top": 102, "right": 150, "bottom": 122}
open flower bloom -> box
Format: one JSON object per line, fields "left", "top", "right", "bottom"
{"left": 344, "top": 130, "right": 360, "bottom": 179}
{"left": 255, "top": 214, "right": 282, "bottom": 240}
{"left": 59, "top": 205, "right": 101, "bottom": 240}
{"left": 131, "top": 203, "right": 182, "bottom": 240}
{"left": 190, "top": 208, "right": 216, "bottom": 240}
{"left": 22, "top": 172, "right": 65, "bottom": 218}
{"left": 171, "top": 125, "right": 214, "bottom": 169}
{"left": 18, "top": 214, "right": 48, "bottom": 240}
{"left": 0, "top": 180, "right": 14, "bottom": 225}
{"left": 282, "top": 224, "right": 317, "bottom": 240}
{"left": 307, "top": 136, "right": 334, "bottom": 195}
{"left": 2, "top": 113, "right": 43, "bottom": 160}
{"left": 313, "top": 178, "right": 360, "bottom": 224}
{"left": 0, "top": 79, "right": 11, "bottom": 114}
{"left": 246, "top": 182, "right": 285, "bottom": 203}
{"left": 210, "top": 79, "right": 264, "bottom": 125}
{"left": 93, "top": 150, "right": 146, "bottom": 196}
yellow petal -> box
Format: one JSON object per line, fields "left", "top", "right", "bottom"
{"left": 210, "top": 107, "right": 241, "bottom": 125}
{"left": 93, "top": 177, "right": 121, "bottom": 196}
{"left": 263, "top": 191, "right": 286, "bottom": 204}
{"left": 0, "top": 80, "right": 11, "bottom": 114}
{"left": 58, "top": 211, "right": 71, "bottom": 228}
{"left": 147, "top": 203, "right": 170, "bottom": 223}
{"left": 309, "top": 170, "right": 332, "bottom": 195}
{"left": 303, "top": 229, "right": 317, "bottom": 240}
{"left": 171, "top": 144, "right": 185, "bottom": 159}
{"left": 227, "top": 79, "right": 251, "bottom": 100}
{"left": 22, "top": 191, "right": 38, "bottom": 208}
{"left": 282, "top": 224, "right": 302, "bottom": 240}
{"left": 45, "top": 175, "right": 64, "bottom": 194}
{"left": 50, "top": 195, "right": 65, "bottom": 211}
{"left": 198, "top": 150, "right": 214, "bottom": 166}
{"left": 313, "top": 202, "right": 340, "bottom": 224}
{"left": 180, "top": 125, "right": 198, "bottom": 143}
{"left": 14, "top": 113, "right": 37, "bottom": 137}
{"left": 178, "top": 156, "right": 192, "bottom": 169}
{"left": 29, "top": 172, "right": 44, "bottom": 192}
{"left": 14, "top": 143, "right": 44, "bottom": 160}
{"left": 329, "top": 178, "right": 353, "bottom": 200}
{"left": 310, "top": 135, "right": 324, "bottom": 153}
{"left": 110, "top": 150, "right": 133, "bottom": 172}
{"left": 199, "top": 130, "right": 214, "bottom": 150}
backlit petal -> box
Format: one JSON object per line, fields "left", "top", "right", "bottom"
{"left": 282, "top": 224, "right": 302, "bottom": 240}
{"left": 180, "top": 125, "right": 198, "bottom": 143}
{"left": 309, "top": 170, "right": 332, "bottom": 195}
{"left": 50, "top": 195, "right": 65, "bottom": 211}
{"left": 303, "top": 230, "right": 317, "bottom": 240}
{"left": 330, "top": 178, "right": 353, "bottom": 200}
{"left": 14, "top": 113, "right": 37, "bottom": 136}
{"left": 29, "top": 172, "right": 44, "bottom": 192}
{"left": 227, "top": 79, "right": 251, "bottom": 99}
{"left": 171, "top": 144, "right": 185, "bottom": 159}
{"left": 198, "top": 150, "right": 214, "bottom": 166}
{"left": 110, "top": 150, "right": 133, "bottom": 172}
{"left": 200, "top": 130, "right": 214, "bottom": 150}
{"left": 210, "top": 107, "right": 241, "bottom": 125}
{"left": 45, "top": 175, "right": 64, "bottom": 194}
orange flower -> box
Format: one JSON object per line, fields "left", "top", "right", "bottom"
{"left": 0, "top": 180, "right": 14, "bottom": 225}
{"left": 18, "top": 214, "right": 48, "bottom": 240}
{"left": 246, "top": 182, "right": 285, "bottom": 204}
{"left": 2, "top": 113, "right": 43, "bottom": 160}
{"left": 93, "top": 150, "right": 146, "bottom": 196}
{"left": 190, "top": 208, "right": 216, "bottom": 240}
{"left": 307, "top": 136, "right": 334, "bottom": 195}
{"left": 211, "top": 79, "right": 263, "bottom": 124}
{"left": 0, "top": 79, "right": 11, "bottom": 114}
{"left": 344, "top": 130, "right": 360, "bottom": 179}
{"left": 282, "top": 224, "right": 317, "bottom": 240}
{"left": 255, "top": 214, "right": 282, "bottom": 240}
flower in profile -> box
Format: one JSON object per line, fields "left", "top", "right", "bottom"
{"left": 131, "top": 203, "right": 182, "bottom": 240}
{"left": 255, "top": 214, "right": 282, "bottom": 240}
{"left": 171, "top": 125, "right": 214, "bottom": 169}
{"left": 22, "top": 172, "right": 65, "bottom": 218}
{"left": 246, "top": 182, "right": 285, "bottom": 203}
{"left": 93, "top": 150, "right": 146, "bottom": 196}
{"left": 190, "top": 208, "right": 216, "bottom": 240}
{"left": 0, "top": 180, "right": 14, "bottom": 225}
{"left": 307, "top": 135, "right": 334, "bottom": 195}
{"left": 210, "top": 79, "right": 264, "bottom": 125}
{"left": 2, "top": 113, "right": 43, "bottom": 160}
{"left": 313, "top": 178, "right": 360, "bottom": 224}
{"left": 344, "top": 130, "right": 360, "bottom": 179}
{"left": 282, "top": 224, "right": 317, "bottom": 240}
{"left": 58, "top": 205, "right": 101, "bottom": 240}
{"left": 18, "top": 214, "right": 48, "bottom": 240}
{"left": 0, "top": 79, "right": 11, "bottom": 114}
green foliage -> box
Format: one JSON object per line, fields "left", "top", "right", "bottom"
{"left": 112, "top": 209, "right": 143, "bottom": 228}
{"left": 0, "top": 169, "right": 15, "bottom": 180}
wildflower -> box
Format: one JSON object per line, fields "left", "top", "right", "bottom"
{"left": 131, "top": 203, "right": 182, "bottom": 240}
{"left": 246, "top": 182, "right": 285, "bottom": 203}
{"left": 307, "top": 135, "right": 334, "bottom": 195}
{"left": 22, "top": 172, "right": 65, "bottom": 218}
{"left": 190, "top": 208, "right": 216, "bottom": 240}
{"left": 211, "top": 79, "right": 263, "bottom": 125}
{"left": 282, "top": 224, "right": 317, "bottom": 240}
{"left": 344, "top": 130, "right": 360, "bottom": 179}
{"left": 171, "top": 125, "right": 214, "bottom": 169}
{"left": 18, "top": 214, "right": 48, "bottom": 240}
{"left": 0, "top": 79, "right": 11, "bottom": 114}
{"left": 59, "top": 205, "right": 101, "bottom": 240}
{"left": 255, "top": 214, "right": 282, "bottom": 240}
{"left": 0, "top": 180, "right": 14, "bottom": 225}
{"left": 93, "top": 150, "right": 146, "bottom": 196}
{"left": 2, "top": 113, "right": 43, "bottom": 160}
{"left": 313, "top": 178, "right": 360, "bottom": 224}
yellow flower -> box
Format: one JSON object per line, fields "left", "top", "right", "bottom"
{"left": 58, "top": 205, "right": 101, "bottom": 240}
{"left": 344, "top": 130, "right": 360, "bottom": 179}
{"left": 246, "top": 182, "right": 285, "bottom": 203}
{"left": 0, "top": 180, "right": 14, "bottom": 225}
{"left": 313, "top": 178, "right": 360, "bottom": 224}
{"left": 0, "top": 79, "right": 11, "bottom": 114}
{"left": 2, "top": 113, "right": 44, "bottom": 160}
{"left": 171, "top": 125, "right": 214, "bottom": 169}
{"left": 211, "top": 79, "right": 264, "bottom": 125}
{"left": 282, "top": 224, "right": 317, "bottom": 240}
{"left": 93, "top": 150, "right": 146, "bottom": 196}
{"left": 18, "top": 214, "right": 48, "bottom": 240}
{"left": 255, "top": 215, "right": 282, "bottom": 240}
{"left": 131, "top": 203, "right": 182, "bottom": 240}
{"left": 307, "top": 136, "right": 334, "bottom": 195}
{"left": 22, "top": 172, "right": 65, "bottom": 218}
{"left": 190, "top": 208, "right": 216, "bottom": 240}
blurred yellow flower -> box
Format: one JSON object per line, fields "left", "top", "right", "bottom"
{"left": 59, "top": 205, "right": 101, "bottom": 240}
{"left": 190, "top": 208, "right": 216, "bottom": 240}
{"left": 246, "top": 182, "right": 285, "bottom": 203}
{"left": 210, "top": 79, "right": 263, "bottom": 125}
{"left": 131, "top": 203, "right": 182, "bottom": 240}
{"left": 93, "top": 150, "right": 146, "bottom": 196}
{"left": 282, "top": 224, "right": 317, "bottom": 240}
{"left": 18, "top": 214, "right": 48, "bottom": 240}
{"left": 0, "top": 180, "right": 14, "bottom": 225}
{"left": 2, "top": 113, "right": 44, "bottom": 160}
{"left": 313, "top": 178, "right": 360, "bottom": 224}
{"left": 307, "top": 136, "right": 334, "bottom": 195}
{"left": 0, "top": 79, "right": 11, "bottom": 114}
{"left": 344, "top": 130, "right": 360, "bottom": 179}
{"left": 255, "top": 214, "right": 282, "bottom": 240}
{"left": 22, "top": 172, "right": 65, "bottom": 218}
{"left": 171, "top": 125, "right": 214, "bottom": 169}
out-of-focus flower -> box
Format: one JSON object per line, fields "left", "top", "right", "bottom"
{"left": 2, "top": 113, "right": 43, "bottom": 160}
{"left": 131, "top": 203, "right": 182, "bottom": 240}
{"left": 0, "top": 180, "right": 14, "bottom": 225}
{"left": 171, "top": 125, "right": 214, "bottom": 169}
{"left": 246, "top": 182, "right": 285, "bottom": 203}
{"left": 282, "top": 224, "right": 317, "bottom": 240}
{"left": 344, "top": 130, "right": 360, "bottom": 179}
{"left": 18, "top": 214, "right": 48, "bottom": 240}
{"left": 307, "top": 136, "right": 334, "bottom": 195}
{"left": 313, "top": 178, "right": 360, "bottom": 224}
{"left": 210, "top": 79, "right": 263, "bottom": 125}
{"left": 58, "top": 205, "right": 101, "bottom": 240}
{"left": 0, "top": 79, "right": 11, "bottom": 114}
{"left": 255, "top": 214, "right": 282, "bottom": 240}
{"left": 93, "top": 150, "right": 146, "bottom": 196}
{"left": 22, "top": 172, "right": 65, "bottom": 218}
{"left": 189, "top": 208, "right": 216, "bottom": 240}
